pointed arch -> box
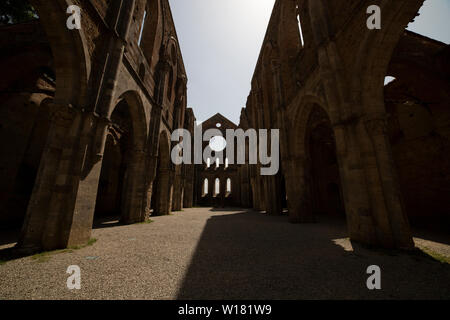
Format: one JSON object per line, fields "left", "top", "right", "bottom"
{"left": 109, "top": 90, "right": 149, "bottom": 150}
{"left": 351, "top": 0, "right": 425, "bottom": 114}
{"left": 139, "top": 0, "right": 163, "bottom": 70}
{"left": 30, "top": 0, "right": 90, "bottom": 108}
{"left": 214, "top": 178, "right": 220, "bottom": 197}
{"left": 203, "top": 178, "right": 209, "bottom": 196}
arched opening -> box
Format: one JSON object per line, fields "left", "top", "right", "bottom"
{"left": 152, "top": 131, "right": 172, "bottom": 216}
{"left": 0, "top": 94, "right": 52, "bottom": 243}
{"left": 0, "top": 0, "right": 91, "bottom": 250}
{"left": 214, "top": 178, "right": 220, "bottom": 197}
{"left": 94, "top": 90, "right": 148, "bottom": 227}
{"left": 139, "top": 0, "right": 162, "bottom": 69}
{"left": 93, "top": 99, "right": 132, "bottom": 226}
{"left": 0, "top": 5, "right": 77, "bottom": 245}
{"left": 138, "top": 10, "right": 147, "bottom": 46}
{"left": 355, "top": 0, "right": 449, "bottom": 234}
{"left": 295, "top": 5, "right": 305, "bottom": 47}
{"left": 202, "top": 178, "right": 209, "bottom": 197}
{"left": 226, "top": 178, "right": 232, "bottom": 196}
{"left": 384, "top": 31, "right": 450, "bottom": 232}
{"left": 305, "top": 106, "right": 345, "bottom": 221}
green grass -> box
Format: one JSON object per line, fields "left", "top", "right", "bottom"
{"left": 0, "top": 260, "right": 6, "bottom": 266}
{"left": 30, "top": 238, "right": 98, "bottom": 263}
{"left": 31, "top": 249, "right": 73, "bottom": 263}
{"left": 68, "top": 238, "right": 97, "bottom": 250}
{"left": 138, "top": 219, "right": 154, "bottom": 225}
{"left": 420, "top": 247, "right": 450, "bottom": 264}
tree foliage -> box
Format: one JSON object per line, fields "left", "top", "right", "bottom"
{"left": 0, "top": 0, "right": 38, "bottom": 25}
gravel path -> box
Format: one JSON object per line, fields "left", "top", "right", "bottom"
{"left": 0, "top": 208, "right": 449, "bottom": 300}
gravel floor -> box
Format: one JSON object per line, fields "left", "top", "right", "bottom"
{"left": 0, "top": 207, "right": 449, "bottom": 300}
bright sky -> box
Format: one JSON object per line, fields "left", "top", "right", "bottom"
{"left": 170, "top": 0, "right": 450, "bottom": 124}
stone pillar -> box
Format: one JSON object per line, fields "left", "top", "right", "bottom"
{"left": 154, "top": 167, "right": 172, "bottom": 215}
{"left": 240, "top": 165, "right": 251, "bottom": 207}
{"left": 252, "top": 166, "right": 265, "bottom": 212}
{"left": 19, "top": 106, "right": 103, "bottom": 251}
{"left": 263, "top": 174, "right": 283, "bottom": 215}
{"left": 17, "top": 104, "right": 77, "bottom": 252}
{"left": 183, "top": 164, "right": 194, "bottom": 208}
{"left": 364, "top": 116, "right": 414, "bottom": 248}
{"left": 333, "top": 122, "right": 378, "bottom": 245}
{"left": 121, "top": 149, "right": 147, "bottom": 224}
{"left": 60, "top": 112, "right": 103, "bottom": 248}
{"left": 144, "top": 155, "right": 158, "bottom": 220}
{"left": 172, "top": 165, "right": 183, "bottom": 211}
{"left": 284, "top": 157, "right": 314, "bottom": 223}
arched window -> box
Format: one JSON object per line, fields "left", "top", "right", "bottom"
{"left": 206, "top": 158, "right": 211, "bottom": 168}
{"left": 384, "top": 76, "right": 396, "bottom": 86}
{"left": 216, "top": 158, "right": 220, "bottom": 168}
{"left": 138, "top": 10, "right": 147, "bottom": 46}
{"left": 226, "top": 178, "right": 232, "bottom": 194}
{"left": 296, "top": 6, "right": 305, "bottom": 47}
{"left": 225, "top": 157, "right": 229, "bottom": 168}
{"left": 203, "top": 179, "right": 209, "bottom": 196}
{"left": 214, "top": 178, "right": 220, "bottom": 196}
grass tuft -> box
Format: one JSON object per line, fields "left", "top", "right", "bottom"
{"left": 419, "top": 247, "right": 450, "bottom": 264}
{"left": 31, "top": 249, "right": 73, "bottom": 263}
{"left": 138, "top": 219, "right": 154, "bottom": 225}
{"left": 30, "top": 238, "right": 98, "bottom": 263}
{"left": 69, "top": 238, "right": 97, "bottom": 250}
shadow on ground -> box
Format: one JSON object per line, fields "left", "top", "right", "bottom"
{"left": 92, "top": 216, "right": 123, "bottom": 230}
{"left": 177, "top": 210, "right": 450, "bottom": 300}
{"left": 0, "top": 228, "right": 19, "bottom": 247}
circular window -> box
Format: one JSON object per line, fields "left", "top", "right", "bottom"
{"left": 209, "top": 136, "right": 226, "bottom": 152}
{"left": 216, "top": 123, "right": 222, "bottom": 128}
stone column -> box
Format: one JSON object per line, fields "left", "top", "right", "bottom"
{"left": 121, "top": 149, "right": 147, "bottom": 224}
{"left": 332, "top": 122, "right": 378, "bottom": 245}
{"left": 172, "top": 165, "right": 183, "bottom": 211}
{"left": 240, "top": 165, "right": 251, "bottom": 207}
{"left": 252, "top": 167, "right": 265, "bottom": 212}
{"left": 284, "top": 157, "right": 314, "bottom": 223}
{"left": 263, "top": 174, "right": 283, "bottom": 215}
{"left": 364, "top": 116, "right": 414, "bottom": 248}
{"left": 183, "top": 164, "right": 194, "bottom": 208}
{"left": 144, "top": 155, "right": 158, "bottom": 219}
{"left": 60, "top": 111, "right": 103, "bottom": 248}
{"left": 17, "top": 104, "right": 77, "bottom": 252}
{"left": 154, "top": 166, "right": 172, "bottom": 215}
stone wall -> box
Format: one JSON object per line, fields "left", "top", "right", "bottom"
{"left": 240, "top": 0, "right": 436, "bottom": 249}
{"left": 0, "top": 0, "right": 194, "bottom": 252}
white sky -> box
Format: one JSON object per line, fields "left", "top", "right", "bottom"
{"left": 170, "top": 0, "right": 450, "bottom": 124}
